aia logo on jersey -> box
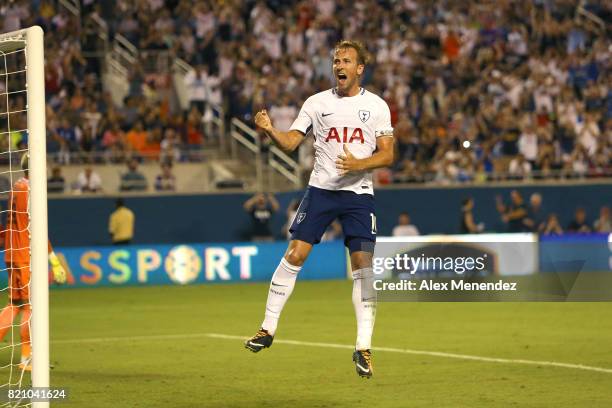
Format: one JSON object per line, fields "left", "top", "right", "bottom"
{"left": 325, "top": 127, "right": 364, "bottom": 144}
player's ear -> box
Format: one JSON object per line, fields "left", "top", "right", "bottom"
{"left": 357, "top": 64, "right": 364, "bottom": 76}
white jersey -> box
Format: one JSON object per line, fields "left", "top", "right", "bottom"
{"left": 290, "top": 87, "right": 393, "bottom": 195}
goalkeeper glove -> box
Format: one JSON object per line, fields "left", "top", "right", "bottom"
{"left": 49, "top": 251, "right": 66, "bottom": 284}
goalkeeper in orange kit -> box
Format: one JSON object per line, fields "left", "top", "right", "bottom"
{"left": 0, "top": 154, "right": 66, "bottom": 371}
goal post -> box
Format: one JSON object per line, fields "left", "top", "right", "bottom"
{"left": 0, "top": 25, "right": 49, "bottom": 407}
{"left": 26, "top": 25, "right": 50, "bottom": 408}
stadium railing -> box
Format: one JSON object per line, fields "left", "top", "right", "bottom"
{"left": 229, "top": 118, "right": 303, "bottom": 191}
{"left": 58, "top": 0, "right": 109, "bottom": 58}
{"left": 577, "top": 0, "right": 606, "bottom": 32}
{"left": 58, "top": 0, "right": 80, "bottom": 16}
{"left": 103, "top": 34, "right": 138, "bottom": 105}
{"left": 268, "top": 144, "right": 301, "bottom": 188}
{"left": 230, "top": 117, "right": 263, "bottom": 190}
{"left": 171, "top": 57, "right": 227, "bottom": 152}
{"left": 205, "top": 103, "right": 226, "bottom": 152}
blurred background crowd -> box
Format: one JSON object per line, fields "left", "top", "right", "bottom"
{"left": 0, "top": 0, "right": 610, "bottom": 187}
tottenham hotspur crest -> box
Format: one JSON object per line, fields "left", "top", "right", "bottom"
{"left": 358, "top": 110, "right": 370, "bottom": 123}
{"left": 296, "top": 212, "right": 306, "bottom": 224}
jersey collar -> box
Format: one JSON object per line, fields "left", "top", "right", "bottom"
{"left": 332, "top": 87, "right": 365, "bottom": 97}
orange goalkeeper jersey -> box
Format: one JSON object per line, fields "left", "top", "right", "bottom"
{"left": 5, "top": 177, "right": 30, "bottom": 264}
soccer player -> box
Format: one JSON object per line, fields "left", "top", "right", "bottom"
{"left": 245, "top": 40, "right": 394, "bottom": 378}
{"left": 0, "top": 154, "right": 66, "bottom": 371}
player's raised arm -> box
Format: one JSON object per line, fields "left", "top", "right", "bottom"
{"left": 254, "top": 109, "right": 304, "bottom": 152}
{"left": 335, "top": 136, "right": 395, "bottom": 175}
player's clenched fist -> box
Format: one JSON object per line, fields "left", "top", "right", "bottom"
{"left": 254, "top": 110, "right": 272, "bottom": 131}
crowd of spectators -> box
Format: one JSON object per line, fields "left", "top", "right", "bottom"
{"left": 391, "top": 191, "right": 610, "bottom": 236}
{"left": 122, "top": 0, "right": 608, "bottom": 184}
{"left": 388, "top": 191, "right": 610, "bottom": 236}
{"left": 492, "top": 190, "right": 610, "bottom": 234}
{"left": 0, "top": 0, "right": 207, "bottom": 168}
{"left": 0, "top": 0, "right": 610, "bottom": 185}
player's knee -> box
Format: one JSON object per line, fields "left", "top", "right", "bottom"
{"left": 284, "top": 248, "right": 308, "bottom": 267}
{"left": 350, "top": 251, "right": 372, "bottom": 270}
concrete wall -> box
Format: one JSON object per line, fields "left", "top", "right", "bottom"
{"left": 0, "top": 163, "right": 212, "bottom": 194}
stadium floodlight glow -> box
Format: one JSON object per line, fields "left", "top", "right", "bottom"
{"left": 0, "top": 26, "right": 49, "bottom": 408}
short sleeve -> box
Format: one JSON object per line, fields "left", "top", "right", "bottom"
{"left": 375, "top": 102, "right": 394, "bottom": 138}
{"left": 289, "top": 97, "right": 315, "bottom": 135}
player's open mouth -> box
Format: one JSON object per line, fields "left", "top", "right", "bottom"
{"left": 337, "top": 73, "right": 347, "bottom": 85}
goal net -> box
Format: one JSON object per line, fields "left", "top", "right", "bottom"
{"left": 0, "top": 27, "right": 49, "bottom": 408}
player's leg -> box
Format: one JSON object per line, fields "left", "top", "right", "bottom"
{"left": 16, "top": 263, "right": 32, "bottom": 370}
{"left": 0, "top": 264, "right": 24, "bottom": 341}
{"left": 0, "top": 304, "right": 19, "bottom": 341}
{"left": 261, "top": 239, "right": 312, "bottom": 335}
{"left": 349, "top": 249, "right": 375, "bottom": 378}
{"left": 18, "top": 304, "right": 32, "bottom": 371}
{"left": 338, "top": 192, "right": 377, "bottom": 378}
{"left": 246, "top": 187, "right": 336, "bottom": 352}
{"left": 245, "top": 239, "right": 313, "bottom": 352}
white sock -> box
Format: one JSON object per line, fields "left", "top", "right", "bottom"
{"left": 261, "top": 258, "right": 301, "bottom": 336}
{"left": 352, "top": 267, "right": 376, "bottom": 350}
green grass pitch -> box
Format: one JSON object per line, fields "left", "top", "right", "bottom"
{"left": 12, "top": 280, "right": 612, "bottom": 407}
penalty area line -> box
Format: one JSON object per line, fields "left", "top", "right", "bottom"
{"left": 52, "top": 332, "right": 612, "bottom": 375}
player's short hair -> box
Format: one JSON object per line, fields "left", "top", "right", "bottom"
{"left": 334, "top": 40, "right": 370, "bottom": 66}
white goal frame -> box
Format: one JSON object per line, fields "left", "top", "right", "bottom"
{"left": 0, "top": 26, "right": 49, "bottom": 408}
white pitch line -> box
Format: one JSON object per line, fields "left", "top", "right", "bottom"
{"left": 52, "top": 333, "right": 211, "bottom": 344}
{"left": 53, "top": 332, "right": 612, "bottom": 375}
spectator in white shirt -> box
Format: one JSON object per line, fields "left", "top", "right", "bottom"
{"left": 392, "top": 212, "right": 420, "bottom": 236}
{"left": 518, "top": 125, "right": 538, "bottom": 164}
{"left": 305, "top": 19, "right": 327, "bottom": 56}
{"left": 75, "top": 167, "right": 103, "bottom": 193}
{"left": 184, "top": 65, "right": 209, "bottom": 113}
{"left": 269, "top": 96, "right": 298, "bottom": 132}
{"left": 260, "top": 23, "right": 282, "bottom": 60}
{"left": 569, "top": 147, "right": 588, "bottom": 175}
{"left": 533, "top": 82, "right": 554, "bottom": 114}
{"left": 314, "top": 0, "right": 336, "bottom": 18}
{"left": 508, "top": 154, "right": 532, "bottom": 179}
{"left": 576, "top": 113, "right": 600, "bottom": 156}
{"left": 194, "top": 2, "right": 216, "bottom": 39}
{"left": 1, "top": 2, "right": 28, "bottom": 32}
{"left": 286, "top": 26, "right": 304, "bottom": 56}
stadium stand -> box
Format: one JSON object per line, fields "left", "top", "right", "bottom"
{"left": 83, "top": 0, "right": 609, "bottom": 185}
{"left": 0, "top": 1, "right": 609, "bottom": 197}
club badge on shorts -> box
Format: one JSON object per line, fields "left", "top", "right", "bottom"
{"left": 296, "top": 212, "right": 306, "bottom": 224}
